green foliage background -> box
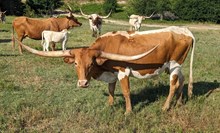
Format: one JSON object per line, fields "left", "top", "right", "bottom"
{"left": 128, "top": 0, "right": 220, "bottom": 23}
{"left": 0, "top": 0, "right": 220, "bottom": 22}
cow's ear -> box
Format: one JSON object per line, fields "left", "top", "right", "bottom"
{"left": 63, "top": 57, "right": 75, "bottom": 64}
{"left": 95, "top": 58, "right": 107, "bottom": 65}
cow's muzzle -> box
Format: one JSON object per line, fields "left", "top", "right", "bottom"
{"left": 77, "top": 80, "right": 89, "bottom": 88}
{"left": 78, "top": 23, "right": 82, "bottom": 27}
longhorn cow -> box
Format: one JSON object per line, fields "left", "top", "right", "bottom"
{"left": 129, "top": 12, "right": 154, "bottom": 31}
{"left": 80, "top": 8, "right": 112, "bottom": 37}
{"left": 12, "top": 10, "right": 82, "bottom": 54}
{"left": 16, "top": 26, "right": 195, "bottom": 114}
{"left": 41, "top": 29, "right": 69, "bottom": 51}
{"left": 0, "top": 10, "right": 6, "bottom": 23}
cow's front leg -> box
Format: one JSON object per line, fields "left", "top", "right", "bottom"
{"left": 108, "top": 82, "right": 116, "bottom": 106}
{"left": 119, "top": 76, "right": 132, "bottom": 114}
{"left": 18, "top": 36, "right": 24, "bottom": 54}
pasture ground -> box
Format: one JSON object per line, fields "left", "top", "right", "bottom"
{"left": 0, "top": 16, "right": 220, "bottom": 132}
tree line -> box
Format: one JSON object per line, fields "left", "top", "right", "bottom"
{"left": 128, "top": 0, "right": 220, "bottom": 23}
{"left": 0, "top": 0, "right": 219, "bottom": 23}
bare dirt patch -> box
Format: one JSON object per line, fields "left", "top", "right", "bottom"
{"left": 103, "top": 19, "right": 220, "bottom": 31}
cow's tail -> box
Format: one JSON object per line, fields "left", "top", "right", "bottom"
{"left": 188, "top": 32, "right": 196, "bottom": 98}
{"left": 11, "top": 24, "right": 15, "bottom": 50}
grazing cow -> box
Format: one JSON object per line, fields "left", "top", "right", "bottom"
{"left": 16, "top": 26, "right": 195, "bottom": 114}
{"left": 41, "top": 29, "right": 69, "bottom": 51}
{"left": 12, "top": 10, "right": 82, "bottom": 54}
{"left": 80, "top": 8, "right": 112, "bottom": 37}
{"left": 129, "top": 12, "right": 154, "bottom": 31}
{"left": 0, "top": 10, "right": 6, "bottom": 23}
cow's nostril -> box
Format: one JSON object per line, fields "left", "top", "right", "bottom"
{"left": 77, "top": 80, "right": 89, "bottom": 88}
{"left": 84, "top": 81, "right": 89, "bottom": 86}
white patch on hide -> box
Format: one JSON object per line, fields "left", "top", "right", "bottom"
{"left": 118, "top": 67, "right": 131, "bottom": 80}
{"left": 118, "top": 61, "right": 182, "bottom": 81}
{"left": 169, "top": 61, "right": 181, "bottom": 81}
{"left": 132, "top": 26, "right": 195, "bottom": 39}
{"left": 131, "top": 62, "right": 169, "bottom": 79}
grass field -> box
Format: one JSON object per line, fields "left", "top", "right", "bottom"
{"left": 0, "top": 16, "right": 220, "bottom": 132}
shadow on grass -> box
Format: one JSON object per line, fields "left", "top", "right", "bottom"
{"left": 103, "top": 81, "right": 219, "bottom": 109}
{"left": 0, "top": 39, "right": 11, "bottom": 43}
{"left": 0, "top": 29, "right": 9, "bottom": 32}
{"left": 0, "top": 54, "right": 19, "bottom": 56}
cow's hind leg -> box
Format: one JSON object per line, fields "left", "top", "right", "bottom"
{"left": 108, "top": 82, "right": 116, "bottom": 106}
{"left": 175, "top": 71, "right": 184, "bottom": 107}
{"left": 162, "top": 65, "right": 183, "bottom": 111}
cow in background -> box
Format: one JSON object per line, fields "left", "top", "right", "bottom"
{"left": 12, "top": 7, "right": 82, "bottom": 54}
{"left": 0, "top": 10, "right": 6, "bottom": 23}
{"left": 80, "top": 8, "right": 112, "bottom": 37}
{"left": 129, "top": 12, "right": 154, "bottom": 31}
{"left": 41, "top": 29, "right": 69, "bottom": 51}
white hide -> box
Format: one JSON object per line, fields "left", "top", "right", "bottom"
{"left": 129, "top": 15, "right": 144, "bottom": 31}
{"left": 101, "top": 26, "right": 195, "bottom": 42}
{"left": 41, "top": 29, "right": 69, "bottom": 51}
{"left": 116, "top": 61, "right": 181, "bottom": 82}
{"left": 88, "top": 14, "right": 102, "bottom": 36}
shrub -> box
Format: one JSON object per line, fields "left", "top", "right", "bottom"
{"left": 103, "top": 0, "right": 118, "bottom": 14}
{"left": 173, "top": 0, "right": 220, "bottom": 23}
{"left": 26, "top": 0, "right": 64, "bottom": 17}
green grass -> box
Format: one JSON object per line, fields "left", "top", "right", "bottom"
{"left": 0, "top": 16, "right": 220, "bottom": 132}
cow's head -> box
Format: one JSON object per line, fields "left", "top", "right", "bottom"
{"left": 63, "top": 48, "right": 102, "bottom": 87}
{"left": 16, "top": 39, "right": 158, "bottom": 88}
{"left": 66, "top": 13, "right": 82, "bottom": 28}
{"left": 65, "top": 5, "right": 82, "bottom": 28}
{"left": 80, "top": 9, "right": 111, "bottom": 37}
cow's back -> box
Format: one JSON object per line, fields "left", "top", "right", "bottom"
{"left": 92, "top": 28, "right": 193, "bottom": 65}
{"left": 13, "top": 17, "right": 59, "bottom": 40}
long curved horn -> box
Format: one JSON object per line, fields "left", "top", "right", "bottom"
{"left": 144, "top": 11, "right": 155, "bottom": 19}
{"left": 99, "top": 9, "right": 112, "bottom": 19}
{"left": 100, "top": 44, "right": 159, "bottom": 61}
{"left": 66, "top": 4, "right": 73, "bottom": 17}
{"left": 80, "top": 8, "right": 90, "bottom": 18}
{"left": 16, "top": 38, "right": 71, "bottom": 57}
{"left": 67, "top": 4, "right": 72, "bottom": 12}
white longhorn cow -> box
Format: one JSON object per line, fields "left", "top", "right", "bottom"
{"left": 41, "top": 29, "right": 69, "bottom": 51}
{"left": 129, "top": 12, "right": 154, "bottom": 31}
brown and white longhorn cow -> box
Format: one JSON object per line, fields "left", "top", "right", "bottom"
{"left": 12, "top": 10, "right": 82, "bottom": 54}
{"left": 80, "top": 8, "right": 112, "bottom": 37}
{"left": 16, "top": 26, "right": 195, "bottom": 114}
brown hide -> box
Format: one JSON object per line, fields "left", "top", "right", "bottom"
{"left": 65, "top": 31, "right": 193, "bottom": 83}
{"left": 65, "top": 30, "right": 194, "bottom": 113}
